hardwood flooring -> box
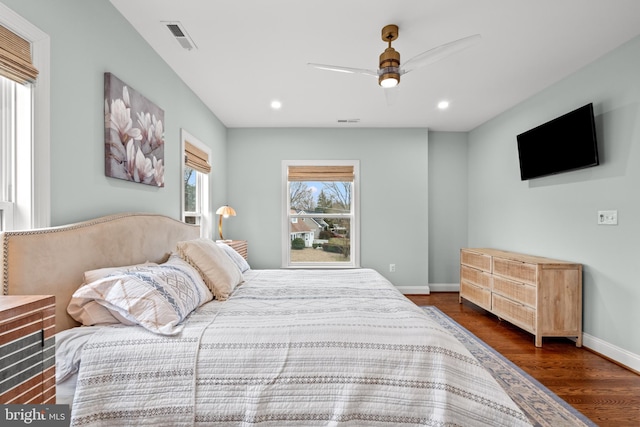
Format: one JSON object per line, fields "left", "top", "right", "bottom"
{"left": 406, "top": 292, "right": 640, "bottom": 427}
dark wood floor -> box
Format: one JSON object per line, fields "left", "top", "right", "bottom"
{"left": 406, "top": 292, "right": 640, "bottom": 427}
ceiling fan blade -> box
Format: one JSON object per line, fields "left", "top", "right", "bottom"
{"left": 308, "top": 63, "right": 378, "bottom": 77}
{"left": 401, "top": 34, "right": 481, "bottom": 74}
{"left": 383, "top": 86, "right": 399, "bottom": 107}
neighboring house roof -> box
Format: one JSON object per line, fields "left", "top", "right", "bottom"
{"left": 296, "top": 210, "right": 328, "bottom": 228}
{"left": 290, "top": 218, "right": 313, "bottom": 233}
{"left": 312, "top": 217, "right": 328, "bottom": 227}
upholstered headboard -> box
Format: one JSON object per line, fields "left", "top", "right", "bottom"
{"left": 1, "top": 212, "right": 200, "bottom": 332}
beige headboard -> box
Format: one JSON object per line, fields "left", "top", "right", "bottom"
{"left": 1, "top": 212, "right": 200, "bottom": 332}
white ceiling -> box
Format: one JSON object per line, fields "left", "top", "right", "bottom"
{"left": 109, "top": 0, "right": 640, "bottom": 131}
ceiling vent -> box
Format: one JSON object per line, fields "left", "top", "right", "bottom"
{"left": 163, "top": 21, "right": 197, "bottom": 51}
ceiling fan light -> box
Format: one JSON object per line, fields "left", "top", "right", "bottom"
{"left": 380, "top": 75, "right": 399, "bottom": 88}
{"left": 378, "top": 66, "right": 400, "bottom": 88}
{"left": 379, "top": 44, "right": 401, "bottom": 88}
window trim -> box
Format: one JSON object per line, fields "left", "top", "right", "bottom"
{"left": 181, "top": 129, "right": 212, "bottom": 238}
{"left": 0, "top": 4, "right": 51, "bottom": 229}
{"left": 282, "top": 159, "right": 360, "bottom": 269}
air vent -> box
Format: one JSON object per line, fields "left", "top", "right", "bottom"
{"left": 163, "top": 21, "right": 197, "bottom": 51}
{"left": 337, "top": 119, "right": 361, "bottom": 123}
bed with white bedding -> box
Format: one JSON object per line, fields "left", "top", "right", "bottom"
{"left": 1, "top": 213, "right": 532, "bottom": 426}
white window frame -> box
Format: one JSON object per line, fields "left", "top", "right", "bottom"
{"left": 181, "top": 129, "right": 212, "bottom": 238}
{"left": 0, "top": 4, "right": 51, "bottom": 230}
{"left": 282, "top": 159, "right": 360, "bottom": 269}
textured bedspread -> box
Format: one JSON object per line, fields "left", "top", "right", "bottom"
{"left": 71, "top": 268, "right": 531, "bottom": 426}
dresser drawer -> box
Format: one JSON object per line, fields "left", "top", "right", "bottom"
{"left": 493, "top": 257, "right": 537, "bottom": 285}
{"left": 461, "top": 249, "right": 492, "bottom": 272}
{"left": 460, "top": 280, "right": 491, "bottom": 311}
{"left": 461, "top": 265, "right": 492, "bottom": 289}
{"left": 492, "top": 293, "right": 535, "bottom": 332}
{"left": 492, "top": 276, "right": 536, "bottom": 307}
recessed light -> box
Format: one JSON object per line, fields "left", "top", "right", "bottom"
{"left": 270, "top": 100, "right": 282, "bottom": 110}
{"left": 437, "top": 100, "right": 450, "bottom": 110}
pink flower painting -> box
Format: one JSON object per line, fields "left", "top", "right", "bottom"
{"left": 104, "top": 72, "right": 165, "bottom": 187}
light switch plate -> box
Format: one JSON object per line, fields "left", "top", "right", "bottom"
{"left": 598, "top": 210, "right": 618, "bottom": 225}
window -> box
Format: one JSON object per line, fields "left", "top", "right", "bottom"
{"left": 0, "top": 75, "right": 30, "bottom": 230}
{"left": 282, "top": 160, "right": 360, "bottom": 268}
{"left": 0, "top": 7, "right": 50, "bottom": 231}
{"left": 181, "top": 129, "right": 212, "bottom": 238}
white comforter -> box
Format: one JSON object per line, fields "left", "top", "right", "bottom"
{"left": 69, "top": 268, "right": 531, "bottom": 426}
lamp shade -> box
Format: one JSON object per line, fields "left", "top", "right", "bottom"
{"left": 216, "top": 205, "right": 236, "bottom": 218}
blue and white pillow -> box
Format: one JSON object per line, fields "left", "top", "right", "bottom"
{"left": 70, "top": 254, "right": 213, "bottom": 335}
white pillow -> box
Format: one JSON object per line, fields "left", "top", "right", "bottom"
{"left": 83, "top": 261, "right": 158, "bottom": 283}
{"left": 217, "top": 242, "right": 250, "bottom": 273}
{"left": 69, "top": 262, "right": 159, "bottom": 326}
{"left": 69, "top": 255, "right": 213, "bottom": 335}
{"left": 176, "top": 238, "right": 244, "bottom": 301}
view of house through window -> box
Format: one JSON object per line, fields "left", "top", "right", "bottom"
{"left": 284, "top": 162, "right": 359, "bottom": 268}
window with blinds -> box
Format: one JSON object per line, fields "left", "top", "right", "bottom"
{"left": 283, "top": 161, "right": 359, "bottom": 268}
{"left": 182, "top": 130, "right": 211, "bottom": 236}
{"left": 0, "top": 7, "right": 50, "bottom": 231}
{"left": 0, "top": 50, "right": 33, "bottom": 231}
{"left": 1, "top": 20, "right": 37, "bottom": 230}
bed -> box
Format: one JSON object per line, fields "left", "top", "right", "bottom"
{"left": 1, "top": 212, "right": 532, "bottom": 426}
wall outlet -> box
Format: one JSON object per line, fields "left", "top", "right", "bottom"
{"left": 598, "top": 210, "right": 618, "bottom": 225}
{"left": 389, "top": 264, "right": 396, "bottom": 272}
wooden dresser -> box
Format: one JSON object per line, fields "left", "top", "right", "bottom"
{"left": 460, "top": 248, "right": 582, "bottom": 347}
{"left": 0, "top": 295, "right": 56, "bottom": 404}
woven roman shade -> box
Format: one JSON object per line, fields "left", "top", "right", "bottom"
{"left": 184, "top": 141, "right": 211, "bottom": 174}
{"left": 288, "top": 165, "right": 354, "bottom": 182}
{"left": 0, "top": 25, "right": 38, "bottom": 84}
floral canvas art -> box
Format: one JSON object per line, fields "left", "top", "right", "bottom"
{"left": 104, "top": 72, "right": 164, "bottom": 187}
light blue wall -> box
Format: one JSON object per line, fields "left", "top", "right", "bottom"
{"left": 6, "top": 0, "right": 638, "bottom": 363}
{"left": 428, "top": 131, "right": 468, "bottom": 284}
{"left": 468, "top": 35, "right": 640, "bottom": 356}
{"left": 226, "top": 128, "right": 429, "bottom": 288}
{"left": 2, "top": 0, "right": 228, "bottom": 226}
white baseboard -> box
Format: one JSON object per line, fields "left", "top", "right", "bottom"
{"left": 582, "top": 332, "right": 640, "bottom": 373}
{"left": 428, "top": 283, "right": 460, "bottom": 292}
{"left": 397, "top": 283, "right": 459, "bottom": 294}
{"left": 397, "top": 285, "right": 431, "bottom": 295}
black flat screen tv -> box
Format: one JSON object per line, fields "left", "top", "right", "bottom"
{"left": 517, "top": 103, "right": 599, "bottom": 180}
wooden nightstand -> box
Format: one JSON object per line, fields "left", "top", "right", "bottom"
{"left": 226, "top": 240, "right": 248, "bottom": 261}
{"left": 0, "top": 295, "right": 56, "bottom": 404}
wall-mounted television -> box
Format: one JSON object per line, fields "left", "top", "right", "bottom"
{"left": 517, "top": 103, "right": 599, "bottom": 180}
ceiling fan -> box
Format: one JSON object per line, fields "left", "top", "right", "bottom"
{"left": 308, "top": 24, "right": 481, "bottom": 92}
